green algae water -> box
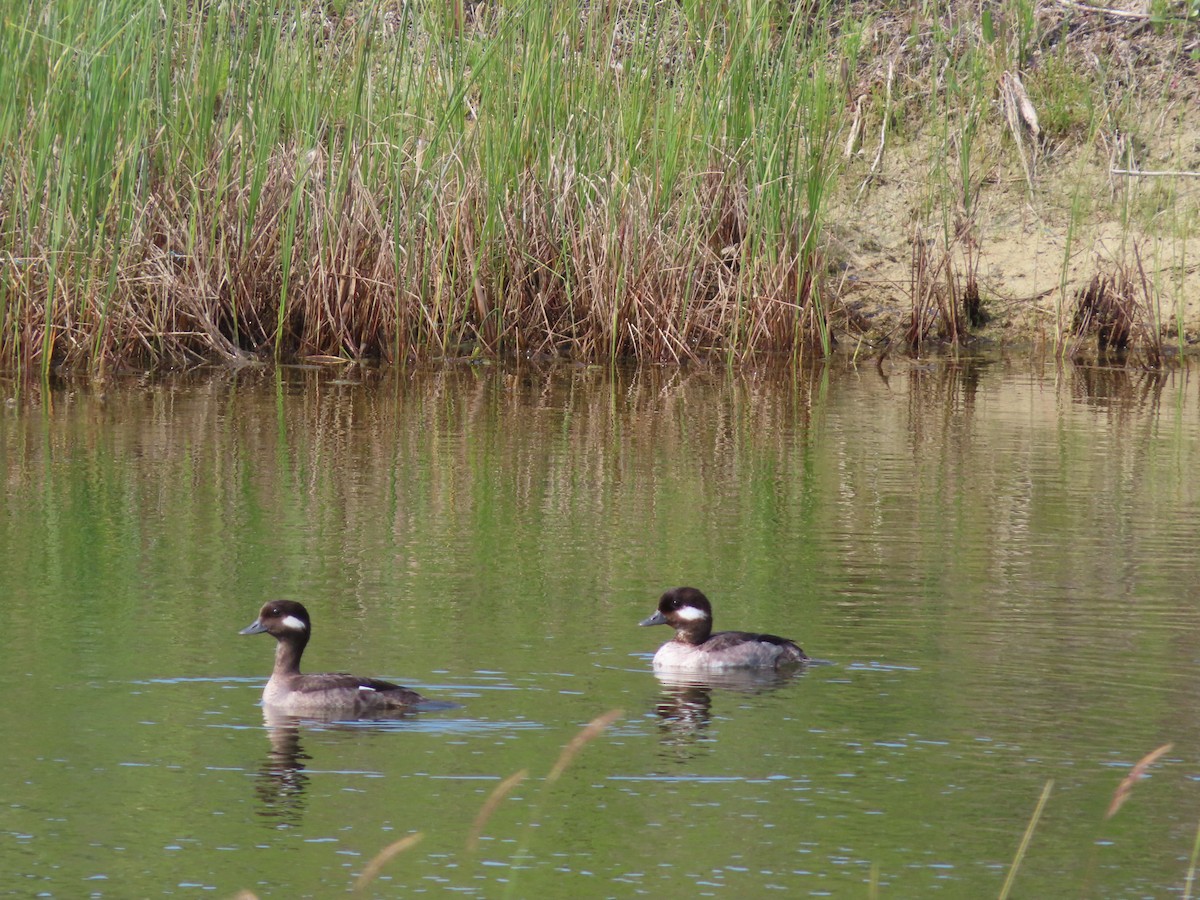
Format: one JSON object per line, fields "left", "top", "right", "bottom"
{"left": 1, "top": 357, "right": 1199, "bottom": 897}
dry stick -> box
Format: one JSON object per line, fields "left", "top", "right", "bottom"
{"left": 1053, "top": 0, "right": 1154, "bottom": 20}
{"left": 466, "top": 769, "right": 529, "bottom": 852}
{"left": 844, "top": 95, "right": 864, "bottom": 159}
{"left": 352, "top": 833, "right": 424, "bottom": 893}
{"left": 1112, "top": 168, "right": 1200, "bottom": 178}
{"left": 998, "top": 779, "right": 1053, "bottom": 900}
{"left": 857, "top": 59, "right": 894, "bottom": 200}
{"left": 1000, "top": 71, "right": 1039, "bottom": 193}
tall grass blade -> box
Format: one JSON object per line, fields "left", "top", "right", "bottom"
{"left": 998, "top": 779, "right": 1052, "bottom": 900}
{"left": 1183, "top": 816, "right": 1200, "bottom": 900}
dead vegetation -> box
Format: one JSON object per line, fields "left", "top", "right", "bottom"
{"left": 1068, "top": 246, "right": 1163, "bottom": 364}
{"left": 906, "top": 222, "right": 984, "bottom": 352}
{"left": 2, "top": 1, "right": 1199, "bottom": 375}
{"left": 831, "top": 0, "right": 1200, "bottom": 361}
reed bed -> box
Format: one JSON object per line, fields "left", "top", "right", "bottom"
{"left": 3, "top": 1, "right": 1197, "bottom": 375}
{"left": 0, "top": 0, "right": 850, "bottom": 374}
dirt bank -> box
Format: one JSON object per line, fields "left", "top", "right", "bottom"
{"left": 825, "top": 2, "right": 1200, "bottom": 353}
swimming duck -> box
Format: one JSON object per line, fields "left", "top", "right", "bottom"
{"left": 240, "top": 600, "right": 426, "bottom": 714}
{"left": 639, "top": 587, "right": 808, "bottom": 670}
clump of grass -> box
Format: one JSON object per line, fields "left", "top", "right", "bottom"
{"left": 1025, "top": 50, "right": 1098, "bottom": 143}
{"left": 5, "top": 1, "right": 1197, "bottom": 373}
{"left": 906, "top": 223, "right": 979, "bottom": 352}
{"left": 907, "top": 229, "right": 942, "bottom": 351}
{"left": 0, "top": 0, "right": 854, "bottom": 374}
{"left": 1067, "top": 246, "right": 1163, "bottom": 363}
{"left": 1071, "top": 273, "right": 1132, "bottom": 353}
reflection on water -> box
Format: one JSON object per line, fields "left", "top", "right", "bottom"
{"left": 2, "top": 356, "right": 1200, "bottom": 897}
{"left": 250, "top": 699, "right": 522, "bottom": 830}
{"left": 652, "top": 669, "right": 808, "bottom": 763}
{"left": 257, "top": 716, "right": 311, "bottom": 828}
{"left": 1071, "top": 361, "right": 1171, "bottom": 409}
{"left": 253, "top": 706, "right": 431, "bottom": 829}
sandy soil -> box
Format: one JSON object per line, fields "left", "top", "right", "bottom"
{"left": 821, "top": 10, "right": 1200, "bottom": 353}
{"left": 827, "top": 134, "right": 1200, "bottom": 351}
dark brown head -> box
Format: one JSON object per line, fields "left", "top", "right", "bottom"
{"left": 639, "top": 587, "right": 714, "bottom": 645}
{"left": 240, "top": 600, "right": 312, "bottom": 646}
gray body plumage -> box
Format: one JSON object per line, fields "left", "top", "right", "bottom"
{"left": 640, "top": 587, "right": 807, "bottom": 672}
{"left": 651, "top": 629, "right": 807, "bottom": 670}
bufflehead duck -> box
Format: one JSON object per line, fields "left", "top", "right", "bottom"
{"left": 240, "top": 600, "right": 426, "bottom": 714}
{"left": 639, "top": 587, "right": 808, "bottom": 670}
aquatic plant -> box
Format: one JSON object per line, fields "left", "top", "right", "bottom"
{"left": 0, "top": 0, "right": 852, "bottom": 374}
{"left": 2, "top": 0, "right": 1196, "bottom": 374}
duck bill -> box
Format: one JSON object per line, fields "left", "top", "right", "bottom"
{"left": 240, "top": 619, "right": 268, "bottom": 635}
{"left": 639, "top": 610, "right": 668, "bottom": 627}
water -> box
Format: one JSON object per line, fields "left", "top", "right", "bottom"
{"left": 1, "top": 357, "right": 1199, "bottom": 897}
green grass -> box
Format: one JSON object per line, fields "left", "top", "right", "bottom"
{"left": 0, "top": 0, "right": 853, "bottom": 373}
{"left": 1, "top": 0, "right": 1197, "bottom": 373}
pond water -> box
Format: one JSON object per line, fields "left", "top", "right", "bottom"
{"left": 2, "top": 355, "right": 1200, "bottom": 898}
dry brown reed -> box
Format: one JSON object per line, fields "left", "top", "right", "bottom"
{"left": 1104, "top": 742, "right": 1173, "bottom": 821}
{"left": 17, "top": 148, "right": 832, "bottom": 371}
{"left": 1069, "top": 246, "right": 1162, "bottom": 363}
{"left": 466, "top": 768, "right": 529, "bottom": 852}
{"left": 906, "top": 224, "right": 975, "bottom": 351}
{"left": 351, "top": 832, "right": 424, "bottom": 893}
{"left": 547, "top": 708, "right": 624, "bottom": 782}
{"left": 2, "top": 0, "right": 858, "bottom": 375}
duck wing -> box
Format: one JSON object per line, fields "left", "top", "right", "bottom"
{"left": 294, "top": 672, "right": 426, "bottom": 708}
{"left": 706, "top": 630, "right": 807, "bottom": 660}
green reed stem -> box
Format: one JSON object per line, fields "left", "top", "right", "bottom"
{"left": 1184, "top": 815, "right": 1200, "bottom": 900}
{"left": 999, "top": 779, "right": 1053, "bottom": 900}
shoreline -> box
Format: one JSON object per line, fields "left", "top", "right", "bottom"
{"left": 3, "top": 1, "right": 1197, "bottom": 373}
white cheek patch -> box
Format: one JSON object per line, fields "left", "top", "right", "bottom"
{"left": 675, "top": 606, "right": 710, "bottom": 622}
{"left": 280, "top": 615, "right": 308, "bottom": 631}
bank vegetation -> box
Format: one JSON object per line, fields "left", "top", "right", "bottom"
{"left": 2, "top": 0, "right": 1198, "bottom": 376}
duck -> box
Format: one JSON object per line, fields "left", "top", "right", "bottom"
{"left": 240, "top": 600, "right": 426, "bottom": 714}
{"left": 639, "top": 587, "right": 808, "bottom": 670}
